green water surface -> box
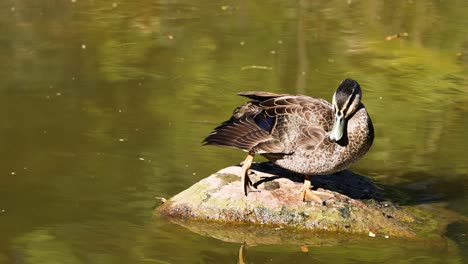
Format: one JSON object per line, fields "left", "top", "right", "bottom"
{"left": 0, "top": 0, "right": 467, "bottom": 263}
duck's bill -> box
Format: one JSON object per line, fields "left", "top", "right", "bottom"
{"left": 329, "top": 116, "right": 344, "bottom": 142}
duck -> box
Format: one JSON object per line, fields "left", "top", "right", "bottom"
{"left": 203, "top": 79, "right": 374, "bottom": 203}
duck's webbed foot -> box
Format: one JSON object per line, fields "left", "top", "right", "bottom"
{"left": 241, "top": 154, "right": 260, "bottom": 195}
{"left": 301, "top": 175, "right": 334, "bottom": 204}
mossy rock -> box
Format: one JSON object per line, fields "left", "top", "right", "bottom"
{"left": 157, "top": 162, "right": 448, "bottom": 239}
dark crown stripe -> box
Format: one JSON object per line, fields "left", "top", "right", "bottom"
{"left": 342, "top": 90, "right": 356, "bottom": 115}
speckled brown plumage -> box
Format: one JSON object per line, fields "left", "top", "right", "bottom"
{"left": 204, "top": 83, "right": 374, "bottom": 177}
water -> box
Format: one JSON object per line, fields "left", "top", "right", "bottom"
{"left": 0, "top": 0, "right": 467, "bottom": 263}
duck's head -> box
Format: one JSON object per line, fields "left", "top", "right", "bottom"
{"left": 329, "top": 79, "right": 363, "bottom": 142}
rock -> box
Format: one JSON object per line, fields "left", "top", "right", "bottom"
{"left": 158, "top": 162, "right": 419, "bottom": 237}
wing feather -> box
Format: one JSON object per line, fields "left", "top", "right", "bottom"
{"left": 204, "top": 92, "right": 333, "bottom": 155}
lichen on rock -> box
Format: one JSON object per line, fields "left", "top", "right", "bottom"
{"left": 158, "top": 162, "right": 430, "bottom": 238}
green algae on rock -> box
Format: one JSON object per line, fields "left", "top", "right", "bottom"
{"left": 158, "top": 162, "right": 420, "bottom": 237}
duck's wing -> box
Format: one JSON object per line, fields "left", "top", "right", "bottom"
{"left": 258, "top": 95, "right": 333, "bottom": 130}
{"left": 203, "top": 92, "right": 333, "bottom": 154}
{"left": 203, "top": 100, "right": 281, "bottom": 152}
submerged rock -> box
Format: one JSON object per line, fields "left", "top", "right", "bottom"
{"left": 158, "top": 162, "right": 419, "bottom": 237}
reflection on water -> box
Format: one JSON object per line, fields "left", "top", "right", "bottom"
{"left": 0, "top": 0, "right": 467, "bottom": 263}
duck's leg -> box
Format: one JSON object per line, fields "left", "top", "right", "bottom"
{"left": 301, "top": 175, "right": 334, "bottom": 203}
{"left": 241, "top": 153, "right": 259, "bottom": 195}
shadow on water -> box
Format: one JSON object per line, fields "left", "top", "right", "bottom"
{"left": 380, "top": 173, "right": 467, "bottom": 208}
{"left": 445, "top": 221, "right": 468, "bottom": 259}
